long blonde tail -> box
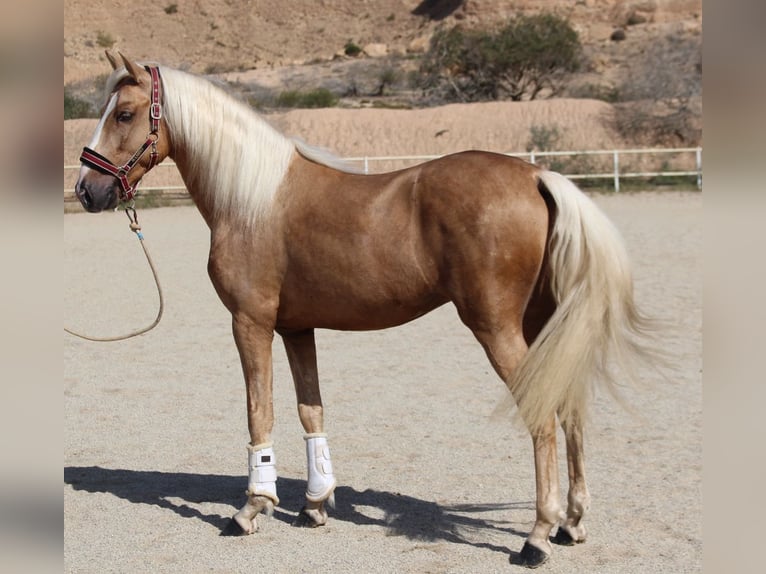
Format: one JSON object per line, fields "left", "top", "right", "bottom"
{"left": 508, "top": 171, "right": 656, "bottom": 434}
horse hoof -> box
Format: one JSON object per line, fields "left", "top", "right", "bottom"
{"left": 292, "top": 506, "right": 327, "bottom": 528}
{"left": 513, "top": 542, "right": 550, "bottom": 569}
{"left": 220, "top": 517, "right": 253, "bottom": 537}
{"left": 551, "top": 525, "right": 586, "bottom": 546}
{"left": 552, "top": 528, "right": 575, "bottom": 546}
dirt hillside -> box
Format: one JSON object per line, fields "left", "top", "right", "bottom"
{"left": 64, "top": 0, "right": 702, "bottom": 189}
{"left": 64, "top": 98, "right": 619, "bottom": 165}
{"left": 65, "top": 1, "right": 701, "bottom": 86}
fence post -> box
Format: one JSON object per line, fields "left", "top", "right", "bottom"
{"left": 696, "top": 147, "right": 702, "bottom": 190}
{"left": 613, "top": 150, "right": 620, "bottom": 193}
{"left": 529, "top": 151, "right": 535, "bottom": 165}
{"left": 364, "top": 156, "right": 369, "bottom": 175}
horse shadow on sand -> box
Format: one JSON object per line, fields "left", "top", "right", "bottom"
{"left": 64, "top": 466, "right": 533, "bottom": 556}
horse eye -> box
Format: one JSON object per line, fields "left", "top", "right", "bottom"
{"left": 116, "top": 111, "right": 134, "bottom": 123}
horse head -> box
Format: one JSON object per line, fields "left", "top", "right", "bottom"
{"left": 75, "top": 52, "right": 170, "bottom": 212}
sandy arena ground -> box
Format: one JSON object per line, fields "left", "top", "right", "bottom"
{"left": 64, "top": 191, "right": 701, "bottom": 573}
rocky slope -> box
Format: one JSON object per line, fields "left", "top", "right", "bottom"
{"left": 65, "top": 0, "right": 701, "bottom": 96}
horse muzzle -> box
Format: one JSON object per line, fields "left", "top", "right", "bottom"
{"left": 75, "top": 176, "right": 120, "bottom": 213}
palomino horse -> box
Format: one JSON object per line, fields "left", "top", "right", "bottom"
{"left": 74, "top": 53, "right": 654, "bottom": 568}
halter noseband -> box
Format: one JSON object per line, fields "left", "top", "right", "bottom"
{"left": 80, "top": 66, "right": 163, "bottom": 202}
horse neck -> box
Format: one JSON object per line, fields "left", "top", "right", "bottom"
{"left": 161, "top": 67, "right": 295, "bottom": 228}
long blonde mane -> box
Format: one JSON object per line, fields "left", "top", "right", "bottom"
{"left": 103, "top": 64, "right": 359, "bottom": 227}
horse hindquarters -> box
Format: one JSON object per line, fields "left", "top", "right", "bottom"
{"left": 426, "top": 160, "right": 560, "bottom": 566}
{"left": 510, "top": 170, "right": 653, "bottom": 437}
{"left": 505, "top": 170, "right": 654, "bottom": 564}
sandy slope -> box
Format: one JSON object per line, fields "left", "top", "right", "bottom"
{"left": 64, "top": 98, "right": 620, "bottom": 166}
{"left": 64, "top": 97, "right": 626, "bottom": 198}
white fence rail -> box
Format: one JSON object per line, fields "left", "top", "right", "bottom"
{"left": 64, "top": 147, "right": 702, "bottom": 201}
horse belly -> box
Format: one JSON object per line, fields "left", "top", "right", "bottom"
{"left": 276, "top": 260, "right": 446, "bottom": 332}
{"left": 278, "top": 298, "right": 446, "bottom": 332}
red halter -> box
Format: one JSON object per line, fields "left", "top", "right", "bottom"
{"left": 80, "top": 66, "right": 163, "bottom": 202}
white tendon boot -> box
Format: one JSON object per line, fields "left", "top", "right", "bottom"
{"left": 305, "top": 433, "right": 337, "bottom": 503}
{"left": 233, "top": 442, "right": 279, "bottom": 534}
{"left": 247, "top": 442, "right": 279, "bottom": 505}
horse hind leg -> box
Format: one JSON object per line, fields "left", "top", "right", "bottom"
{"left": 465, "top": 318, "right": 564, "bottom": 568}
{"left": 552, "top": 414, "right": 590, "bottom": 546}
{"left": 523, "top": 286, "right": 590, "bottom": 549}
{"left": 459, "top": 271, "right": 568, "bottom": 567}
{"left": 520, "top": 414, "right": 564, "bottom": 568}
{"left": 282, "top": 329, "right": 338, "bottom": 528}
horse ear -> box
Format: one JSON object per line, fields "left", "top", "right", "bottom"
{"left": 118, "top": 52, "right": 145, "bottom": 84}
{"left": 105, "top": 50, "right": 119, "bottom": 70}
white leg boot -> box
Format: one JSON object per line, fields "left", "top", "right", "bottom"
{"left": 247, "top": 442, "right": 279, "bottom": 505}
{"left": 305, "top": 433, "right": 337, "bottom": 503}
{"left": 232, "top": 442, "right": 279, "bottom": 534}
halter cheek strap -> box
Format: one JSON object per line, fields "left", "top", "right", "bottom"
{"left": 80, "top": 66, "right": 163, "bottom": 202}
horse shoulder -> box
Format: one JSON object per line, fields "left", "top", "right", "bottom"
{"left": 207, "top": 225, "right": 284, "bottom": 319}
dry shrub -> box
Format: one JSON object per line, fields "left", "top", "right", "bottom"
{"left": 615, "top": 30, "right": 701, "bottom": 146}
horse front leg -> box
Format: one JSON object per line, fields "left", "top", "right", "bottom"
{"left": 230, "top": 312, "right": 279, "bottom": 535}
{"left": 282, "top": 329, "right": 337, "bottom": 527}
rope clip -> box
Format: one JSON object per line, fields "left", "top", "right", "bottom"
{"left": 124, "top": 203, "right": 143, "bottom": 238}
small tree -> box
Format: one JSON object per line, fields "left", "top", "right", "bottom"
{"left": 420, "top": 13, "right": 582, "bottom": 102}
{"left": 64, "top": 89, "right": 95, "bottom": 120}
{"left": 615, "top": 31, "right": 701, "bottom": 145}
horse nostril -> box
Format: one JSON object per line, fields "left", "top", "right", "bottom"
{"left": 76, "top": 182, "right": 93, "bottom": 210}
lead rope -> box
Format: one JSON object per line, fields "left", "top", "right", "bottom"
{"left": 64, "top": 205, "right": 165, "bottom": 342}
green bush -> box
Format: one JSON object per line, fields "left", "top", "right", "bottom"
{"left": 344, "top": 41, "right": 362, "bottom": 57}
{"left": 275, "top": 88, "right": 339, "bottom": 109}
{"left": 420, "top": 13, "right": 582, "bottom": 102}
{"left": 526, "top": 125, "right": 562, "bottom": 152}
{"left": 567, "top": 82, "right": 620, "bottom": 103}
{"left": 64, "top": 90, "right": 95, "bottom": 120}
{"left": 96, "top": 31, "right": 116, "bottom": 48}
